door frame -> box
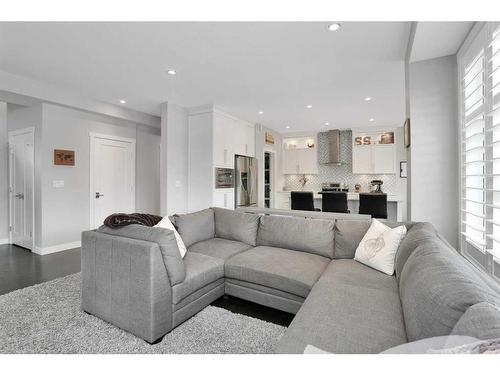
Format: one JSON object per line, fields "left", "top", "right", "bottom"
{"left": 263, "top": 148, "right": 277, "bottom": 208}
{"left": 89, "top": 132, "right": 136, "bottom": 228}
{"left": 8, "top": 127, "right": 35, "bottom": 250}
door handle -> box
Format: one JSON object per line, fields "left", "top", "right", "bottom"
{"left": 95, "top": 192, "right": 104, "bottom": 199}
{"left": 15, "top": 193, "right": 24, "bottom": 199}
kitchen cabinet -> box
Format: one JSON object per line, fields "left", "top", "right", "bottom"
{"left": 352, "top": 145, "right": 373, "bottom": 174}
{"left": 352, "top": 129, "right": 396, "bottom": 174}
{"left": 213, "top": 112, "right": 255, "bottom": 167}
{"left": 213, "top": 189, "right": 234, "bottom": 209}
{"left": 282, "top": 147, "right": 318, "bottom": 174}
{"left": 372, "top": 145, "right": 395, "bottom": 174}
{"left": 188, "top": 105, "right": 255, "bottom": 212}
{"left": 276, "top": 192, "right": 291, "bottom": 209}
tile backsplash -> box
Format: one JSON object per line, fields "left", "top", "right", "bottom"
{"left": 284, "top": 130, "right": 401, "bottom": 195}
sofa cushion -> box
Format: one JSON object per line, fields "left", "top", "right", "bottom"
{"left": 256, "top": 215, "right": 334, "bottom": 258}
{"left": 97, "top": 224, "right": 185, "bottom": 285}
{"left": 225, "top": 246, "right": 330, "bottom": 298}
{"left": 213, "top": 207, "right": 260, "bottom": 246}
{"left": 394, "top": 222, "right": 437, "bottom": 280}
{"left": 172, "top": 252, "right": 224, "bottom": 304}
{"left": 450, "top": 302, "right": 500, "bottom": 340}
{"left": 174, "top": 208, "right": 215, "bottom": 248}
{"left": 334, "top": 219, "right": 371, "bottom": 259}
{"left": 399, "top": 238, "right": 500, "bottom": 341}
{"left": 188, "top": 238, "right": 252, "bottom": 261}
{"left": 275, "top": 259, "right": 408, "bottom": 354}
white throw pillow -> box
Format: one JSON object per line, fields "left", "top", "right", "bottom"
{"left": 354, "top": 219, "right": 407, "bottom": 275}
{"left": 154, "top": 216, "right": 187, "bottom": 258}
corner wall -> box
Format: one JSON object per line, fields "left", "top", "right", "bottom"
{"left": 4, "top": 102, "right": 160, "bottom": 253}
{"left": 0, "top": 102, "right": 8, "bottom": 243}
{"left": 160, "top": 102, "right": 189, "bottom": 216}
{"left": 409, "top": 55, "right": 459, "bottom": 246}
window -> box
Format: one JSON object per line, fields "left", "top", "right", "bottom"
{"left": 460, "top": 22, "right": 500, "bottom": 279}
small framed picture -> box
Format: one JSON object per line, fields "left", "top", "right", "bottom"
{"left": 404, "top": 118, "right": 411, "bottom": 148}
{"left": 54, "top": 149, "right": 75, "bottom": 166}
{"left": 400, "top": 161, "right": 407, "bottom": 178}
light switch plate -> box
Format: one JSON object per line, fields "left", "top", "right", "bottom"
{"left": 175, "top": 180, "right": 181, "bottom": 188}
{"left": 53, "top": 180, "right": 65, "bottom": 188}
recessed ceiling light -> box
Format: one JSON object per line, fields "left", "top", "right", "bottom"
{"left": 258, "top": 111, "right": 264, "bottom": 115}
{"left": 364, "top": 97, "right": 372, "bottom": 101}
{"left": 119, "top": 99, "right": 126, "bottom": 104}
{"left": 327, "top": 23, "right": 341, "bottom": 32}
{"left": 285, "top": 126, "right": 291, "bottom": 129}
{"left": 167, "top": 69, "right": 176, "bottom": 75}
{"left": 306, "top": 105, "right": 313, "bottom": 109}
{"left": 369, "top": 118, "right": 375, "bottom": 122}
{"left": 324, "top": 122, "right": 330, "bottom": 126}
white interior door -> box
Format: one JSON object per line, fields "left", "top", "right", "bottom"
{"left": 9, "top": 128, "right": 35, "bottom": 250}
{"left": 90, "top": 134, "right": 136, "bottom": 229}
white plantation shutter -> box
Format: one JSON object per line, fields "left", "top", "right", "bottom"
{"left": 460, "top": 22, "right": 500, "bottom": 280}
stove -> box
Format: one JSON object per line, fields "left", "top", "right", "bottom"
{"left": 320, "top": 182, "right": 349, "bottom": 193}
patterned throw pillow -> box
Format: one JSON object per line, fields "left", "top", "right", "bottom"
{"left": 354, "top": 219, "right": 407, "bottom": 275}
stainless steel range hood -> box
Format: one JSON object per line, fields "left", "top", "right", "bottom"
{"left": 321, "top": 129, "right": 343, "bottom": 165}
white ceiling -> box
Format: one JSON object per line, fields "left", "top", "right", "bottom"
{"left": 410, "top": 22, "right": 473, "bottom": 63}
{"left": 0, "top": 22, "right": 411, "bottom": 132}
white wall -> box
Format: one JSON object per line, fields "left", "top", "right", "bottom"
{"left": 395, "top": 126, "right": 408, "bottom": 221}
{"left": 136, "top": 124, "right": 161, "bottom": 215}
{"left": 187, "top": 109, "right": 214, "bottom": 213}
{"left": 39, "top": 103, "right": 161, "bottom": 250}
{"left": 0, "top": 102, "right": 8, "bottom": 243}
{"left": 409, "top": 55, "right": 459, "bottom": 246}
{"left": 160, "top": 102, "right": 189, "bottom": 216}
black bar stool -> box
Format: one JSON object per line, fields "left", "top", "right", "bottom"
{"left": 322, "top": 192, "right": 350, "bottom": 213}
{"left": 359, "top": 193, "right": 388, "bottom": 219}
{"left": 291, "top": 191, "right": 319, "bottom": 211}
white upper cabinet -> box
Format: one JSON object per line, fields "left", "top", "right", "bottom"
{"left": 282, "top": 149, "right": 299, "bottom": 174}
{"left": 352, "top": 144, "right": 372, "bottom": 174}
{"left": 372, "top": 145, "right": 395, "bottom": 174}
{"left": 282, "top": 136, "right": 318, "bottom": 175}
{"left": 213, "top": 111, "right": 255, "bottom": 167}
{"left": 213, "top": 113, "right": 234, "bottom": 167}
{"left": 352, "top": 129, "right": 396, "bottom": 174}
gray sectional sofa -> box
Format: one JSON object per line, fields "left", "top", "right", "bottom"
{"left": 81, "top": 207, "right": 500, "bottom": 352}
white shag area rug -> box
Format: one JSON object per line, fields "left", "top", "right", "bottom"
{"left": 0, "top": 273, "right": 286, "bottom": 354}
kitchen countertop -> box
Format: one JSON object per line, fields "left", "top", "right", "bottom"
{"left": 277, "top": 191, "right": 403, "bottom": 202}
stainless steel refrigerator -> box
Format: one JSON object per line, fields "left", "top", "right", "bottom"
{"left": 235, "top": 155, "right": 258, "bottom": 208}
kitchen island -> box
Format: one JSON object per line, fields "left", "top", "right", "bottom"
{"left": 276, "top": 191, "right": 404, "bottom": 222}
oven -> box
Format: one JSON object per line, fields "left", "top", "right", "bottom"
{"left": 215, "top": 167, "right": 235, "bottom": 189}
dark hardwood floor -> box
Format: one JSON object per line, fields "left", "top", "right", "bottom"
{"left": 0, "top": 244, "right": 81, "bottom": 296}
{"left": 0, "top": 244, "right": 294, "bottom": 327}
{"left": 212, "top": 295, "right": 294, "bottom": 326}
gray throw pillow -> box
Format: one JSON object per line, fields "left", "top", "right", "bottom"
{"left": 213, "top": 207, "right": 260, "bottom": 246}
{"left": 173, "top": 208, "right": 215, "bottom": 247}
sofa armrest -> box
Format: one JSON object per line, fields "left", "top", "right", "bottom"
{"left": 97, "top": 224, "right": 186, "bottom": 285}
{"left": 81, "top": 230, "right": 173, "bottom": 343}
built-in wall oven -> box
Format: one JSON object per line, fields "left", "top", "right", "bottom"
{"left": 215, "top": 167, "right": 234, "bottom": 189}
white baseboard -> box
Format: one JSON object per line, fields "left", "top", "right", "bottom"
{"left": 33, "top": 241, "right": 81, "bottom": 255}
{"left": 0, "top": 238, "right": 9, "bottom": 245}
